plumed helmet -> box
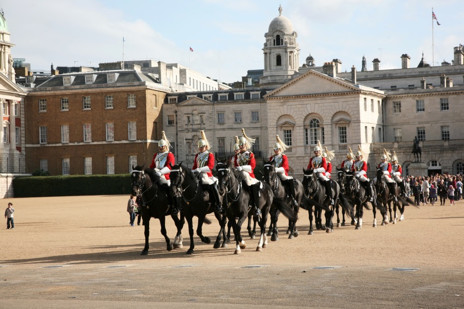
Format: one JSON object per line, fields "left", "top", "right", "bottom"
{"left": 347, "top": 146, "right": 354, "bottom": 159}
{"left": 157, "top": 131, "right": 170, "bottom": 149}
{"left": 197, "top": 130, "right": 210, "bottom": 149}
{"left": 274, "top": 135, "right": 288, "bottom": 152}
{"left": 234, "top": 136, "right": 240, "bottom": 151}
{"left": 356, "top": 145, "right": 363, "bottom": 158}
{"left": 239, "top": 128, "right": 255, "bottom": 149}
{"left": 391, "top": 150, "right": 398, "bottom": 163}
{"left": 324, "top": 146, "right": 335, "bottom": 162}
{"left": 382, "top": 148, "right": 391, "bottom": 161}
{"left": 314, "top": 140, "right": 322, "bottom": 153}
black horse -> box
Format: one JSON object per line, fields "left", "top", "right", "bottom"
{"left": 338, "top": 168, "right": 382, "bottom": 229}
{"left": 216, "top": 162, "right": 274, "bottom": 254}
{"left": 336, "top": 168, "right": 355, "bottom": 227}
{"left": 302, "top": 168, "right": 340, "bottom": 233}
{"left": 169, "top": 162, "right": 227, "bottom": 254}
{"left": 263, "top": 161, "right": 302, "bottom": 241}
{"left": 130, "top": 165, "right": 185, "bottom": 255}
{"left": 412, "top": 137, "right": 422, "bottom": 162}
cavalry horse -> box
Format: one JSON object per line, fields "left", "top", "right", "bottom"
{"left": 130, "top": 165, "right": 184, "bottom": 255}
{"left": 263, "top": 161, "right": 302, "bottom": 241}
{"left": 169, "top": 162, "right": 227, "bottom": 254}
{"left": 216, "top": 162, "right": 274, "bottom": 254}
{"left": 337, "top": 168, "right": 384, "bottom": 228}
{"left": 302, "top": 168, "right": 340, "bottom": 233}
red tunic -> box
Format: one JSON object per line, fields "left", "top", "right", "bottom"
{"left": 234, "top": 151, "right": 256, "bottom": 179}
{"left": 149, "top": 152, "right": 175, "bottom": 180}
{"left": 307, "top": 156, "right": 328, "bottom": 174}
{"left": 352, "top": 160, "right": 368, "bottom": 174}
{"left": 192, "top": 152, "right": 215, "bottom": 177}
{"left": 269, "top": 154, "right": 289, "bottom": 176}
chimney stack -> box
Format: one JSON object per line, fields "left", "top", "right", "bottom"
{"left": 373, "top": 58, "right": 380, "bottom": 71}
{"left": 440, "top": 74, "right": 447, "bottom": 88}
{"left": 351, "top": 66, "right": 357, "bottom": 84}
{"left": 454, "top": 45, "right": 464, "bottom": 65}
{"left": 401, "top": 54, "right": 410, "bottom": 69}
{"left": 420, "top": 78, "right": 426, "bottom": 89}
{"left": 322, "top": 62, "right": 336, "bottom": 77}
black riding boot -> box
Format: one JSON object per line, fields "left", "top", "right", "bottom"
{"left": 251, "top": 182, "right": 261, "bottom": 216}
{"left": 209, "top": 183, "right": 223, "bottom": 213}
{"left": 284, "top": 179, "right": 298, "bottom": 207}
{"left": 325, "top": 180, "right": 334, "bottom": 205}
{"left": 163, "top": 184, "right": 177, "bottom": 215}
{"left": 364, "top": 181, "right": 374, "bottom": 202}
{"left": 398, "top": 181, "right": 406, "bottom": 196}
{"left": 388, "top": 182, "right": 398, "bottom": 202}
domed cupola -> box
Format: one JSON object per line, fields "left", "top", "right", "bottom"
{"left": 260, "top": 5, "right": 300, "bottom": 88}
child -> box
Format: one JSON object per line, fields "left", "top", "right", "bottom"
{"left": 447, "top": 185, "right": 455, "bottom": 205}
{"left": 4, "top": 202, "right": 14, "bottom": 229}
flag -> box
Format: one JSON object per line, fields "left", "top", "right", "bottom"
{"left": 189, "top": 47, "right": 194, "bottom": 52}
{"left": 432, "top": 11, "right": 440, "bottom": 26}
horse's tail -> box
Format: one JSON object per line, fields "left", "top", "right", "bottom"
{"left": 204, "top": 217, "right": 212, "bottom": 225}
{"left": 363, "top": 202, "right": 371, "bottom": 210}
{"left": 399, "top": 196, "right": 417, "bottom": 207}
{"left": 339, "top": 194, "right": 354, "bottom": 219}
{"left": 276, "top": 200, "right": 297, "bottom": 222}
{"left": 303, "top": 196, "right": 330, "bottom": 211}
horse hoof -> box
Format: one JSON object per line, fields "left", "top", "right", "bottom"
{"left": 293, "top": 231, "right": 299, "bottom": 237}
{"left": 337, "top": 223, "right": 341, "bottom": 228}
{"left": 239, "top": 242, "right": 246, "bottom": 249}
{"left": 203, "top": 237, "right": 211, "bottom": 244}
{"left": 256, "top": 247, "right": 262, "bottom": 252}
{"left": 213, "top": 242, "right": 220, "bottom": 249}
{"left": 373, "top": 224, "right": 377, "bottom": 228}
{"left": 308, "top": 230, "right": 313, "bottom": 235}
{"left": 140, "top": 250, "right": 148, "bottom": 256}
{"left": 173, "top": 243, "right": 183, "bottom": 249}
{"left": 234, "top": 249, "right": 241, "bottom": 254}
{"left": 186, "top": 249, "right": 194, "bottom": 255}
{"left": 271, "top": 234, "right": 278, "bottom": 242}
{"left": 262, "top": 243, "right": 267, "bottom": 248}
{"left": 341, "top": 222, "right": 346, "bottom": 226}
{"left": 326, "top": 228, "right": 333, "bottom": 233}
{"left": 222, "top": 243, "right": 227, "bottom": 248}
{"left": 167, "top": 245, "right": 173, "bottom": 251}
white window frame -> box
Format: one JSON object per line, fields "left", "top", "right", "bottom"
{"left": 394, "top": 128, "right": 402, "bottom": 142}
{"left": 167, "top": 115, "right": 175, "bottom": 126}
{"left": 106, "top": 122, "right": 114, "bottom": 142}
{"left": 441, "top": 125, "right": 450, "bottom": 141}
{"left": 128, "top": 121, "right": 136, "bottom": 140}
{"left": 250, "top": 92, "right": 260, "bottom": 100}
{"left": 393, "top": 101, "right": 401, "bottom": 113}
{"left": 105, "top": 95, "right": 114, "bottom": 109}
{"left": 83, "top": 123, "right": 92, "bottom": 142}
{"left": 251, "top": 111, "right": 259, "bottom": 122}
{"left": 39, "top": 99, "right": 47, "bottom": 112}
{"left": 84, "top": 157, "right": 92, "bottom": 175}
{"left": 234, "top": 93, "right": 245, "bottom": 100}
{"left": 417, "top": 127, "right": 426, "bottom": 141}
{"left": 440, "top": 98, "right": 449, "bottom": 111}
{"left": 61, "top": 125, "right": 69, "bottom": 144}
{"left": 129, "top": 155, "right": 137, "bottom": 172}
{"left": 416, "top": 99, "right": 425, "bottom": 112}
{"left": 39, "top": 126, "right": 47, "bottom": 144}
{"left": 217, "top": 112, "right": 225, "bottom": 124}
{"left": 82, "top": 96, "right": 91, "bottom": 110}
{"left": 218, "top": 94, "right": 228, "bottom": 101}
{"left": 15, "top": 127, "right": 20, "bottom": 145}
{"left": 106, "top": 156, "right": 115, "bottom": 174}
{"left": 40, "top": 159, "right": 48, "bottom": 172}
{"left": 3, "top": 126, "right": 9, "bottom": 144}
{"left": 60, "top": 98, "right": 69, "bottom": 111}
{"left": 338, "top": 126, "right": 347, "bottom": 144}
{"left": 234, "top": 112, "right": 242, "bottom": 124}
{"left": 127, "top": 94, "right": 136, "bottom": 108}
{"left": 283, "top": 129, "right": 292, "bottom": 146}
{"left": 62, "top": 158, "right": 70, "bottom": 175}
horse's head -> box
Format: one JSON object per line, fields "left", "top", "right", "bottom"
{"left": 130, "top": 165, "right": 145, "bottom": 196}
{"left": 168, "top": 162, "right": 186, "bottom": 198}
{"left": 302, "top": 168, "right": 317, "bottom": 196}
{"left": 216, "top": 162, "right": 233, "bottom": 194}
{"left": 263, "top": 161, "right": 277, "bottom": 185}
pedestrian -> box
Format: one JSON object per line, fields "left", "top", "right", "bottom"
{"left": 422, "top": 177, "right": 430, "bottom": 205}
{"left": 429, "top": 184, "right": 437, "bottom": 206}
{"left": 127, "top": 194, "right": 137, "bottom": 226}
{"left": 4, "top": 202, "right": 14, "bottom": 229}
{"left": 447, "top": 184, "right": 455, "bottom": 205}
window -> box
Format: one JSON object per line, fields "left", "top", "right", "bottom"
{"left": 187, "top": 95, "right": 197, "bottom": 100}
{"left": 234, "top": 112, "right": 242, "bottom": 123}
{"left": 82, "top": 96, "right": 91, "bottom": 110}
{"left": 309, "top": 119, "right": 320, "bottom": 145}
{"left": 416, "top": 99, "right": 425, "bottom": 112}
{"left": 371, "top": 99, "right": 374, "bottom": 112}
{"left": 129, "top": 155, "right": 138, "bottom": 172}
{"left": 106, "top": 123, "right": 114, "bottom": 141}
{"left": 417, "top": 127, "right": 426, "bottom": 141}
{"left": 378, "top": 127, "right": 382, "bottom": 143}
{"left": 251, "top": 111, "right": 259, "bottom": 122}
{"left": 217, "top": 112, "right": 225, "bottom": 124}
{"left": 217, "top": 137, "right": 225, "bottom": 155}
{"left": 85, "top": 74, "right": 94, "bottom": 84}
{"left": 394, "top": 128, "right": 402, "bottom": 142}
{"left": 283, "top": 129, "right": 292, "bottom": 146}
{"left": 84, "top": 157, "right": 92, "bottom": 175}
{"left": 14, "top": 103, "right": 19, "bottom": 116}
{"left": 456, "top": 162, "right": 464, "bottom": 175}
{"left": 2, "top": 102, "right": 8, "bottom": 115}
{"left": 15, "top": 127, "right": 20, "bottom": 145}
{"left": 39, "top": 126, "right": 47, "bottom": 144}
{"left": 61, "top": 125, "right": 69, "bottom": 143}
{"left": 252, "top": 137, "right": 260, "bottom": 153}
{"left": 276, "top": 55, "right": 282, "bottom": 66}
{"left": 167, "top": 115, "right": 175, "bottom": 126}
{"left": 3, "top": 126, "right": 8, "bottom": 143}
{"left": 63, "top": 76, "right": 73, "bottom": 86}
{"left": 378, "top": 100, "right": 381, "bottom": 114}
{"left": 250, "top": 92, "right": 260, "bottom": 99}
{"left": 107, "top": 156, "right": 115, "bottom": 174}
{"left": 218, "top": 94, "right": 228, "bottom": 101}
{"left": 60, "top": 98, "right": 69, "bottom": 111}
{"left": 105, "top": 96, "right": 114, "bottom": 109}
{"left": 62, "top": 158, "right": 70, "bottom": 175}
{"left": 83, "top": 124, "right": 92, "bottom": 142}
{"left": 39, "top": 99, "right": 47, "bottom": 112}
{"left": 338, "top": 126, "right": 347, "bottom": 144}
{"left": 168, "top": 97, "right": 178, "bottom": 104}
{"left": 107, "top": 73, "right": 117, "bottom": 83}
{"left": 234, "top": 93, "right": 244, "bottom": 100}
{"left": 440, "top": 98, "right": 449, "bottom": 111}
{"left": 393, "top": 101, "right": 401, "bottom": 113}
{"left": 40, "top": 159, "right": 48, "bottom": 172}
{"left": 203, "top": 94, "right": 212, "bottom": 101}
{"left": 128, "top": 121, "right": 136, "bottom": 140}
{"left": 186, "top": 116, "right": 191, "bottom": 125}
{"left": 441, "top": 126, "right": 450, "bottom": 141}
{"left": 363, "top": 98, "right": 367, "bottom": 111}
{"left": 364, "top": 126, "right": 368, "bottom": 143}
{"left": 127, "top": 94, "right": 136, "bottom": 108}
{"left": 371, "top": 127, "right": 375, "bottom": 143}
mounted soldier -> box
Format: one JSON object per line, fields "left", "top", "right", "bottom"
{"left": 192, "top": 130, "right": 223, "bottom": 213}
{"left": 323, "top": 146, "right": 335, "bottom": 179}
{"left": 340, "top": 147, "right": 355, "bottom": 171}
{"left": 377, "top": 148, "right": 398, "bottom": 202}
{"left": 269, "top": 134, "right": 298, "bottom": 207}
{"left": 390, "top": 151, "right": 406, "bottom": 196}
{"left": 307, "top": 140, "right": 334, "bottom": 205}
{"left": 353, "top": 145, "right": 375, "bottom": 202}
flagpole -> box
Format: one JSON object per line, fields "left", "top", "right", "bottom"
{"left": 122, "top": 37, "right": 125, "bottom": 70}
{"left": 432, "top": 8, "right": 435, "bottom": 66}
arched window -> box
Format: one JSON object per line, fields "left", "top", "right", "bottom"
{"left": 276, "top": 55, "right": 282, "bottom": 66}
{"left": 455, "top": 161, "right": 464, "bottom": 175}
{"left": 275, "top": 35, "right": 281, "bottom": 46}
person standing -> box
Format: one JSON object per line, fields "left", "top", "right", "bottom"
{"left": 4, "top": 202, "right": 14, "bottom": 229}
{"left": 448, "top": 184, "right": 455, "bottom": 205}
{"left": 192, "top": 130, "right": 223, "bottom": 213}
{"left": 127, "top": 194, "right": 137, "bottom": 226}
{"left": 269, "top": 134, "right": 298, "bottom": 207}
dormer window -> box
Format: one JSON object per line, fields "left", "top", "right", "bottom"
{"left": 63, "top": 76, "right": 74, "bottom": 86}
{"left": 107, "top": 73, "right": 119, "bottom": 83}
{"left": 85, "top": 74, "right": 96, "bottom": 84}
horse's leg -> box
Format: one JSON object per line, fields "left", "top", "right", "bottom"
{"left": 214, "top": 212, "right": 227, "bottom": 249}
{"left": 173, "top": 213, "right": 184, "bottom": 249}
{"left": 399, "top": 203, "right": 405, "bottom": 221}
{"left": 186, "top": 214, "right": 195, "bottom": 255}
{"left": 325, "top": 207, "right": 334, "bottom": 233}
{"left": 372, "top": 204, "right": 377, "bottom": 227}
{"left": 141, "top": 217, "right": 150, "bottom": 255}
{"left": 256, "top": 206, "right": 269, "bottom": 251}
{"left": 196, "top": 215, "right": 211, "bottom": 244}
{"left": 158, "top": 215, "right": 173, "bottom": 251}
{"left": 335, "top": 204, "right": 341, "bottom": 227}
{"left": 234, "top": 213, "right": 248, "bottom": 254}
{"left": 308, "top": 206, "right": 314, "bottom": 235}
{"left": 270, "top": 205, "right": 279, "bottom": 242}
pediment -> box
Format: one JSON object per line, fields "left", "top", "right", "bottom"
{"left": 0, "top": 73, "right": 26, "bottom": 95}
{"left": 178, "top": 96, "right": 210, "bottom": 106}
{"left": 266, "top": 70, "right": 360, "bottom": 98}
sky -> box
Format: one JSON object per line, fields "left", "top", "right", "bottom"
{"left": 2, "top": 0, "right": 463, "bottom": 83}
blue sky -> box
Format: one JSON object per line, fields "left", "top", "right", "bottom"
{"left": 2, "top": 0, "right": 463, "bottom": 83}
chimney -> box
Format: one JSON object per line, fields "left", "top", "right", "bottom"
{"left": 332, "top": 59, "right": 342, "bottom": 73}
{"left": 361, "top": 56, "right": 367, "bottom": 72}
{"left": 157, "top": 61, "right": 167, "bottom": 85}
{"left": 420, "top": 78, "right": 426, "bottom": 89}
{"left": 454, "top": 45, "right": 464, "bottom": 65}
{"left": 373, "top": 58, "right": 380, "bottom": 71}
{"left": 401, "top": 54, "right": 410, "bottom": 69}
{"left": 447, "top": 77, "right": 453, "bottom": 87}
{"left": 351, "top": 65, "right": 357, "bottom": 84}
{"left": 322, "top": 62, "right": 336, "bottom": 77}
{"left": 440, "top": 74, "right": 447, "bottom": 87}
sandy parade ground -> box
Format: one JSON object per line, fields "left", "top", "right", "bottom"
{"left": 0, "top": 194, "right": 463, "bottom": 308}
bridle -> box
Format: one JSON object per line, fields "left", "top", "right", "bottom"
{"left": 169, "top": 166, "right": 198, "bottom": 203}
{"left": 131, "top": 169, "right": 155, "bottom": 204}
{"left": 217, "top": 167, "right": 241, "bottom": 203}
{"left": 303, "top": 170, "right": 318, "bottom": 199}
{"left": 263, "top": 163, "right": 280, "bottom": 194}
